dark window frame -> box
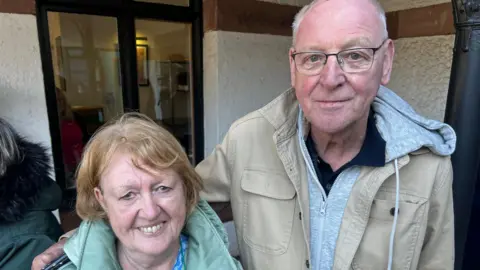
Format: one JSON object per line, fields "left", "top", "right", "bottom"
{"left": 36, "top": 0, "right": 204, "bottom": 207}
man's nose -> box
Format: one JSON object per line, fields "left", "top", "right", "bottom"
{"left": 141, "top": 194, "right": 161, "bottom": 219}
{"left": 319, "top": 55, "right": 345, "bottom": 89}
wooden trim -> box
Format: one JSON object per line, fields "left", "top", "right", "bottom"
{"left": 387, "top": 3, "right": 454, "bottom": 39}
{"left": 0, "top": 0, "right": 35, "bottom": 15}
{"left": 203, "top": 0, "right": 455, "bottom": 39}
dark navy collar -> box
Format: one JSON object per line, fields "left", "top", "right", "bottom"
{"left": 305, "top": 108, "right": 386, "bottom": 194}
{"left": 349, "top": 109, "right": 386, "bottom": 167}
{"left": 306, "top": 108, "right": 386, "bottom": 172}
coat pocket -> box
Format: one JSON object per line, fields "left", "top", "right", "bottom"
{"left": 241, "top": 169, "right": 296, "bottom": 255}
{"left": 352, "top": 192, "right": 428, "bottom": 270}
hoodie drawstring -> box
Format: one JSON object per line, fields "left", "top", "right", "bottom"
{"left": 387, "top": 158, "right": 401, "bottom": 270}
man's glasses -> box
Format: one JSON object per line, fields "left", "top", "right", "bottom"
{"left": 291, "top": 39, "right": 388, "bottom": 75}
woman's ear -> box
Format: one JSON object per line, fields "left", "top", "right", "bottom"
{"left": 94, "top": 187, "right": 107, "bottom": 212}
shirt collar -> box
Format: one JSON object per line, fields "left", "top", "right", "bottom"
{"left": 350, "top": 109, "right": 386, "bottom": 167}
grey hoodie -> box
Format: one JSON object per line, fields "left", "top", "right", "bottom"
{"left": 297, "top": 85, "right": 457, "bottom": 270}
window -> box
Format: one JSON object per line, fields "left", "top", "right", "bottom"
{"left": 37, "top": 0, "right": 203, "bottom": 207}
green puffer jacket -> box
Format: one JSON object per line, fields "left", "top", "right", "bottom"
{"left": 59, "top": 200, "right": 243, "bottom": 270}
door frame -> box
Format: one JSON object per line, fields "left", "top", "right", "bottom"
{"left": 36, "top": 0, "right": 204, "bottom": 204}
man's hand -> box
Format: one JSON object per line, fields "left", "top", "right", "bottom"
{"left": 31, "top": 238, "right": 67, "bottom": 270}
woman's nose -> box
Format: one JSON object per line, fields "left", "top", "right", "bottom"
{"left": 141, "top": 195, "right": 161, "bottom": 219}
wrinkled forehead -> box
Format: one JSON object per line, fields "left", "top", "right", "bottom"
{"left": 295, "top": 0, "right": 384, "bottom": 51}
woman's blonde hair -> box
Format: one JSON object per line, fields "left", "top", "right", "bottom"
{"left": 75, "top": 112, "right": 203, "bottom": 220}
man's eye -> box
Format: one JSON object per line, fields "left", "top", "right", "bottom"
{"left": 121, "top": 192, "right": 135, "bottom": 200}
{"left": 346, "top": 52, "right": 364, "bottom": 60}
{"left": 308, "top": 54, "right": 321, "bottom": 62}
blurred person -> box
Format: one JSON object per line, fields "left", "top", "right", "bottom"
{"left": 0, "top": 118, "right": 63, "bottom": 270}
{"left": 56, "top": 88, "right": 84, "bottom": 187}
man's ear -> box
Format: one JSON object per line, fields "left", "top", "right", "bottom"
{"left": 94, "top": 187, "right": 107, "bottom": 212}
{"left": 381, "top": 39, "right": 395, "bottom": 85}
{"left": 289, "top": 47, "right": 297, "bottom": 88}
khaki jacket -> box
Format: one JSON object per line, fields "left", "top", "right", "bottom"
{"left": 197, "top": 87, "right": 455, "bottom": 270}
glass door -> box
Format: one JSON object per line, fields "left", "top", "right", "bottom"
{"left": 37, "top": 1, "right": 203, "bottom": 214}
{"left": 47, "top": 12, "right": 124, "bottom": 189}
{"left": 134, "top": 19, "right": 194, "bottom": 162}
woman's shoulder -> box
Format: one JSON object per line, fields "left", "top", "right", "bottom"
{"left": 63, "top": 219, "right": 121, "bottom": 269}
{"left": 184, "top": 200, "right": 243, "bottom": 269}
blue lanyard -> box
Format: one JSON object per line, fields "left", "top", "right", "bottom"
{"left": 172, "top": 234, "right": 188, "bottom": 270}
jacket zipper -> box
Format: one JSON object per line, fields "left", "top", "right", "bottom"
{"left": 298, "top": 131, "right": 328, "bottom": 269}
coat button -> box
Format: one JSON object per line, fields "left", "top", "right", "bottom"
{"left": 305, "top": 260, "right": 310, "bottom": 268}
{"left": 390, "top": 207, "right": 399, "bottom": 216}
{"left": 299, "top": 212, "right": 302, "bottom": 220}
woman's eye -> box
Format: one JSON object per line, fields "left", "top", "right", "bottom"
{"left": 121, "top": 192, "right": 135, "bottom": 200}
{"left": 154, "top": 185, "right": 171, "bottom": 193}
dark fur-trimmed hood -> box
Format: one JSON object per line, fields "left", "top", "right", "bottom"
{"left": 0, "top": 136, "right": 61, "bottom": 223}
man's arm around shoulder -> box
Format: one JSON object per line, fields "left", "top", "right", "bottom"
{"left": 196, "top": 130, "right": 235, "bottom": 222}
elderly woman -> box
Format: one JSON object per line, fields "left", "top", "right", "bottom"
{"left": 57, "top": 112, "right": 241, "bottom": 269}
{"left": 0, "top": 118, "right": 63, "bottom": 270}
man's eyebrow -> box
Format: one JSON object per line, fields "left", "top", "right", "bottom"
{"left": 341, "top": 37, "right": 373, "bottom": 49}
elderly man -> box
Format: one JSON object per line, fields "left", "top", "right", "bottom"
{"left": 33, "top": 0, "right": 455, "bottom": 269}
{"left": 197, "top": 0, "right": 455, "bottom": 269}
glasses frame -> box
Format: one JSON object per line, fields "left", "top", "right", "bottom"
{"left": 291, "top": 38, "right": 389, "bottom": 75}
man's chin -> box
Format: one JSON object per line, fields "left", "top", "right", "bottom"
{"left": 310, "top": 118, "right": 349, "bottom": 135}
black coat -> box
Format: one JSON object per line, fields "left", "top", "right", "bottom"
{"left": 0, "top": 136, "right": 64, "bottom": 270}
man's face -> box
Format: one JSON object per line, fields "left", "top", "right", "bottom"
{"left": 289, "top": 0, "right": 394, "bottom": 134}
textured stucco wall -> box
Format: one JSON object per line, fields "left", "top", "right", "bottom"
{"left": 379, "top": 0, "right": 454, "bottom": 121}
{"left": 204, "top": 31, "right": 292, "bottom": 154}
{"left": 0, "top": 14, "right": 52, "bottom": 160}
{"left": 388, "top": 35, "right": 454, "bottom": 121}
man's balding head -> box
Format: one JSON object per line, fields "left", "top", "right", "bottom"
{"left": 292, "top": 0, "right": 388, "bottom": 46}
{"left": 288, "top": 0, "right": 395, "bottom": 136}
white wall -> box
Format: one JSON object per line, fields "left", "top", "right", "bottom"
{"left": 0, "top": 14, "right": 52, "bottom": 160}
{"left": 203, "top": 31, "right": 293, "bottom": 155}
{"left": 204, "top": 30, "right": 294, "bottom": 257}
{"left": 0, "top": 13, "right": 59, "bottom": 220}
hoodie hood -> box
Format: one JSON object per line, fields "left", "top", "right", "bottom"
{"left": 0, "top": 137, "right": 61, "bottom": 223}
{"left": 373, "top": 85, "right": 456, "bottom": 161}
{"left": 62, "top": 200, "right": 241, "bottom": 270}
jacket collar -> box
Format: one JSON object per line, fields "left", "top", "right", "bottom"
{"left": 259, "top": 88, "right": 299, "bottom": 144}
{"left": 259, "top": 88, "right": 312, "bottom": 257}
{"left": 63, "top": 200, "right": 239, "bottom": 269}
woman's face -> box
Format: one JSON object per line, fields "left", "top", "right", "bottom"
{"left": 94, "top": 152, "right": 187, "bottom": 257}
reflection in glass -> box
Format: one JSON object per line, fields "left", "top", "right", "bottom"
{"left": 48, "top": 12, "right": 124, "bottom": 188}
{"left": 134, "top": 19, "right": 194, "bottom": 162}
